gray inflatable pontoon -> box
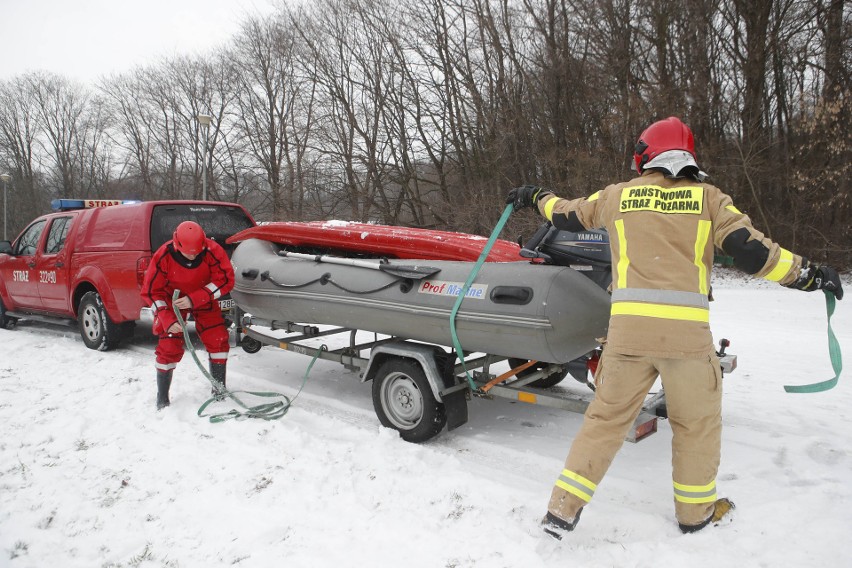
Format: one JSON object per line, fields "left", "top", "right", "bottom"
{"left": 230, "top": 237, "right": 610, "bottom": 364}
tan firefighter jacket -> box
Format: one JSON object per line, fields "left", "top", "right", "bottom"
{"left": 538, "top": 170, "right": 805, "bottom": 358}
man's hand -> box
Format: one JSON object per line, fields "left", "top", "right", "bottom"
{"left": 814, "top": 266, "right": 844, "bottom": 300}
{"left": 506, "top": 185, "right": 548, "bottom": 211}
{"left": 167, "top": 322, "right": 183, "bottom": 334}
{"left": 173, "top": 296, "right": 193, "bottom": 310}
{"left": 791, "top": 264, "right": 844, "bottom": 300}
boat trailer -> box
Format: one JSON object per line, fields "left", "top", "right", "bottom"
{"left": 238, "top": 314, "right": 668, "bottom": 444}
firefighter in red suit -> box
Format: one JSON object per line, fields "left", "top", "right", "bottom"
{"left": 141, "top": 221, "right": 235, "bottom": 410}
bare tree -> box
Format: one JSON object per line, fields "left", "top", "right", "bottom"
{"left": 0, "top": 75, "right": 46, "bottom": 233}
{"left": 230, "top": 13, "right": 316, "bottom": 221}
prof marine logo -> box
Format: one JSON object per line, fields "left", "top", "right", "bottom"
{"left": 418, "top": 280, "right": 488, "bottom": 299}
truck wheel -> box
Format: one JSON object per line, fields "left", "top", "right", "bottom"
{"left": 371, "top": 358, "right": 446, "bottom": 443}
{"left": 0, "top": 297, "right": 17, "bottom": 329}
{"left": 78, "top": 291, "right": 121, "bottom": 351}
{"left": 507, "top": 358, "right": 569, "bottom": 389}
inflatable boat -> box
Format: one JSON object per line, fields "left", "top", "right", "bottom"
{"left": 226, "top": 221, "right": 612, "bottom": 364}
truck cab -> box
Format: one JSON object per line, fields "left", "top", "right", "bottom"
{"left": 0, "top": 199, "right": 255, "bottom": 350}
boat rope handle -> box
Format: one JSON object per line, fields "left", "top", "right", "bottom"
{"left": 263, "top": 272, "right": 406, "bottom": 295}
{"left": 171, "top": 290, "right": 321, "bottom": 421}
{"left": 450, "top": 204, "right": 515, "bottom": 391}
{"left": 783, "top": 290, "right": 842, "bottom": 393}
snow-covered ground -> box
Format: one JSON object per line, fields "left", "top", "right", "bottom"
{"left": 2, "top": 273, "right": 851, "bottom": 567}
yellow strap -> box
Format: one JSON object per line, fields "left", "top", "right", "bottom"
{"left": 764, "top": 248, "right": 794, "bottom": 282}
{"left": 694, "top": 220, "right": 711, "bottom": 295}
{"left": 673, "top": 480, "right": 717, "bottom": 504}
{"left": 542, "top": 196, "right": 559, "bottom": 220}
{"left": 614, "top": 219, "right": 629, "bottom": 288}
{"left": 611, "top": 302, "right": 710, "bottom": 323}
{"left": 555, "top": 469, "right": 597, "bottom": 502}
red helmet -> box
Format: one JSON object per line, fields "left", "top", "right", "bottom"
{"left": 633, "top": 117, "right": 696, "bottom": 174}
{"left": 173, "top": 221, "right": 206, "bottom": 255}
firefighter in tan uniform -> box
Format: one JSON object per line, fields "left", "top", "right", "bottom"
{"left": 507, "top": 116, "right": 844, "bottom": 538}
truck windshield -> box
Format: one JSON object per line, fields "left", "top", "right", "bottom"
{"left": 150, "top": 204, "right": 254, "bottom": 252}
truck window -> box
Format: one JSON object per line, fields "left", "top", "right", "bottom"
{"left": 13, "top": 220, "right": 46, "bottom": 256}
{"left": 150, "top": 204, "right": 254, "bottom": 251}
{"left": 44, "top": 216, "right": 73, "bottom": 254}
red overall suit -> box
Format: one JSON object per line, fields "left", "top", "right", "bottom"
{"left": 141, "top": 232, "right": 234, "bottom": 408}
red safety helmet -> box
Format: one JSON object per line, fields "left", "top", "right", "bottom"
{"left": 633, "top": 117, "right": 696, "bottom": 174}
{"left": 173, "top": 221, "right": 206, "bottom": 255}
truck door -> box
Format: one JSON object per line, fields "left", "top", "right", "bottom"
{"left": 37, "top": 215, "right": 75, "bottom": 313}
{"left": 0, "top": 219, "right": 46, "bottom": 309}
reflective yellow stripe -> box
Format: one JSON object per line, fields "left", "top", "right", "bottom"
{"left": 725, "top": 204, "right": 742, "bottom": 215}
{"left": 542, "top": 196, "right": 559, "bottom": 221}
{"left": 673, "top": 480, "right": 717, "bottom": 504}
{"left": 614, "top": 219, "right": 629, "bottom": 288}
{"left": 764, "top": 248, "right": 794, "bottom": 282}
{"left": 588, "top": 191, "right": 601, "bottom": 202}
{"left": 612, "top": 288, "right": 709, "bottom": 308}
{"left": 611, "top": 302, "right": 710, "bottom": 322}
{"left": 694, "top": 220, "right": 711, "bottom": 295}
{"left": 555, "top": 469, "right": 597, "bottom": 503}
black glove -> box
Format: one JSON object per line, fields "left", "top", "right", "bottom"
{"left": 507, "top": 185, "right": 549, "bottom": 211}
{"left": 791, "top": 264, "right": 844, "bottom": 300}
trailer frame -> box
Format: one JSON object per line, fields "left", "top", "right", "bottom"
{"left": 239, "top": 313, "right": 663, "bottom": 444}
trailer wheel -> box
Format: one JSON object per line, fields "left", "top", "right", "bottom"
{"left": 507, "top": 358, "right": 569, "bottom": 389}
{"left": 78, "top": 291, "right": 121, "bottom": 351}
{"left": 241, "top": 335, "right": 263, "bottom": 354}
{"left": 372, "top": 358, "right": 446, "bottom": 443}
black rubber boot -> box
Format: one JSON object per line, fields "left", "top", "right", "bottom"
{"left": 156, "top": 369, "right": 173, "bottom": 410}
{"left": 541, "top": 508, "right": 583, "bottom": 540}
{"left": 210, "top": 361, "right": 227, "bottom": 400}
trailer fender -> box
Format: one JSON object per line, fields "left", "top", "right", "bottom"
{"left": 362, "top": 341, "right": 448, "bottom": 402}
{"left": 363, "top": 341, "right": 469, "bottom": 433}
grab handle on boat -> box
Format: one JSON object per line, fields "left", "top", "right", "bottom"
{"left": 490, "top": 286, "right": 533, "bottom": 305}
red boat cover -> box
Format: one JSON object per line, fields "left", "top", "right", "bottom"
{"left": 226, "top": 221, "right": 522, "bottom": 262}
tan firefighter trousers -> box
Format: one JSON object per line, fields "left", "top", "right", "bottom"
{"left": 548, "top": 349, "right": 723, "bottom": 526}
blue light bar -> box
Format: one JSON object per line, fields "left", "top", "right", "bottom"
{"left": 51, "top": 199, "right": 141, "bottom": 211}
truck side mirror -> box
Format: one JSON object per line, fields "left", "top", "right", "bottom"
{"left": 0, "top": 241, "right": 12, "bottom": 254}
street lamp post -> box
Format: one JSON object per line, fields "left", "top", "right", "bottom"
{"left": 197, "top": 114, "right": 212, "bottom": 201}
{"left": 0, "top": 173, "right": 10, "bottom": 241}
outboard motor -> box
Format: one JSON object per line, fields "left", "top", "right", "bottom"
{"left": 520, "top": 223, "right": 612, "bottom": 289}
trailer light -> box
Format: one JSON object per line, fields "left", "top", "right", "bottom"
{"left": 634, "top": 417, "right": 657, "bottom": 441}
{"left": 587, "top": 351, "right": 600, "bottom": 375}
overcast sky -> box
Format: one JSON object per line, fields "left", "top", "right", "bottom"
{"left": 0, "top": 0, "right": 277, "bottom": 84}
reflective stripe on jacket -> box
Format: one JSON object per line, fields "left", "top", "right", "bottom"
{"left": 538, "top": 171, "right": 804, "bottom": 358}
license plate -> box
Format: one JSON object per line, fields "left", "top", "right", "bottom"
{"left": 218, "top": 298, "right": 235, "bottom": 310}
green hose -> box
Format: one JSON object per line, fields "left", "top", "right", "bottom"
{"left": 784, "top": 291, "right": 842, "bottom": 393}
{"left": 171, "top": 290, "right": 321, "bottom": 421}
{"left": 449, "top": 204, "right": 515, "bottom": 391}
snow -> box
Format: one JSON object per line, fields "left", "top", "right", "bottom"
{"left": 2, "top": 274, "right": 851, "bottom": 567}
